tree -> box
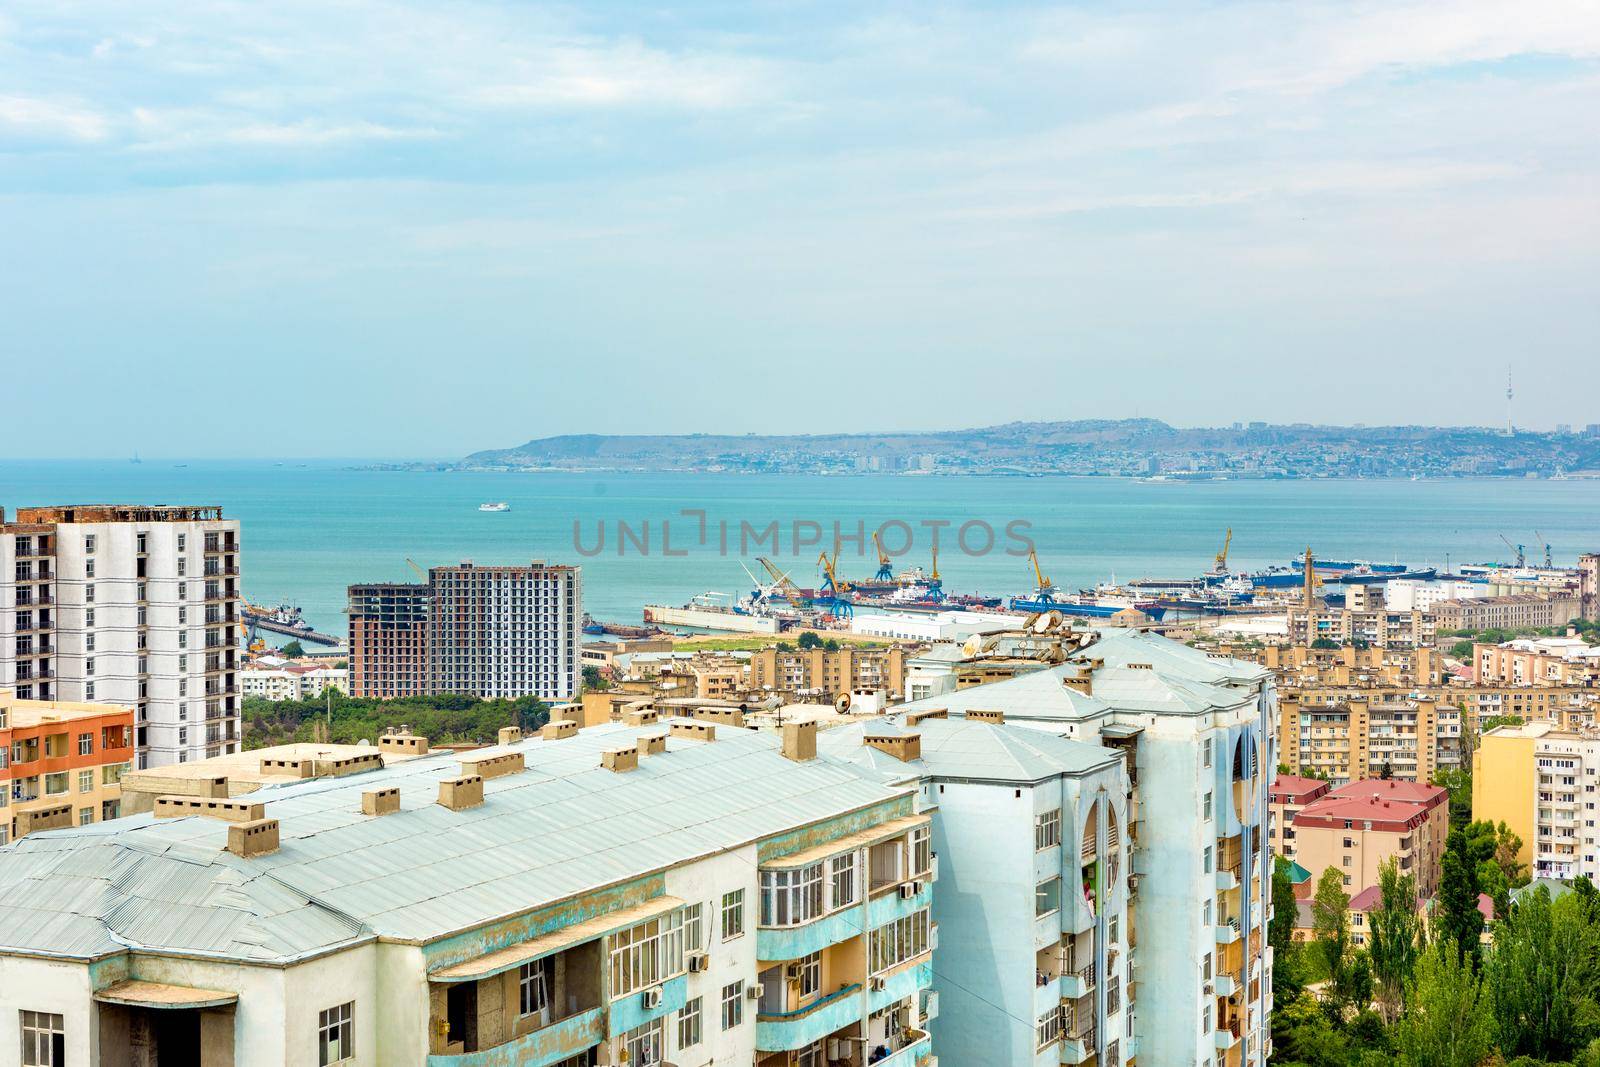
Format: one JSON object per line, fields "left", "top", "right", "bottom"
{"left": 796, "top": 631, "right": 823, "bottom": 649}
{"left": 279, "top": 639, "right": 305, "bottom": 658}
{"left": 1369, "top": 857, "right": 1423, "bottom": 1022}
{"left": 1392, "top": 940, "right": 1494, "bottom": 1067}
{"left": 581, "top": 665, "right": 611, "bottom": 692}
{"left": 1430, "top": 767, "right": 1473, "bottom": 833}
{"left": 1437, "top": 828, "right": 1484, "bottom": 960}
{"left": 1484, "top": 887, "right": 1600, "bottom": 1060}
{"left": 1312, "top": 867, "right": 1360, "bottom": 1013}
{"left": 1271, "top": 857, "right": 1299, "bottom": 955}
{"left": 1465, "top": 819, "right": 1528, "bottom": 890}
{"left": 1311, "top": 638, "right": 1341, "bottom": 650}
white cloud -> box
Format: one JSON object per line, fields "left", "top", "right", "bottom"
{"left": 0, "top": 94, "right": 111, "bottom": 142}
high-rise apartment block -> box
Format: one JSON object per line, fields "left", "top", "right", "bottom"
{"left": 1474, "top": 720, "right": 1600, "bottom": 882}
{"left": 2, "top": 506, "right": 242, "bottom": 769}
{"left": 348, "top": 562, "right": 581, "bottom": 702}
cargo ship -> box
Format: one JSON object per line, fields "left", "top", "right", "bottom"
{"left": 642, "top": 593, "right": 786, "bottom": 635}
{"left": 1008, "top": 550, "right": 1166, "bottom": 619}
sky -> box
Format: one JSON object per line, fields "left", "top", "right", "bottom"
{"left": 2, "top": 0, "right": 1598, "bottom": 458}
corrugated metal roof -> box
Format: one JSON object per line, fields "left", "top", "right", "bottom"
{"left": 0, "top": 724, "right": 910, "bottom": 964}
{"left": 820, "top": 717, "right": 1122, "bottom": 784}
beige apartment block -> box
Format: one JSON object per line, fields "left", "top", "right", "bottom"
{"left": 1291, "top": 779, "right": 1449, "bottom": 897}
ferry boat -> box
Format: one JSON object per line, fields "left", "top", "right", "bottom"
{"left": 478, "top": 502, "right": 511, "bottom": 513}
{"left": 1007, "top": 591, "right": 1167, "bottom": 620}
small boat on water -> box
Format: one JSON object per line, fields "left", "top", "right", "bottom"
{"left": 478, "top": 502, "right": 511, "bottom": 513}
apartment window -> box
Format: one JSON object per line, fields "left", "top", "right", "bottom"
{"left": 85, "top": 609, "right": 94, "bottom": 628}
{"left": 1203, "top": 737, "right": 1213, "bottom": 767}
{"left": 85, "top": 559, "right": 96, "bottom": 578}
{"left": 78, "top": 808, "right": 93, "bottom": 826}
{"left": 1203, "top": 846, "right": 1213, "bottom": 874}
{"left": 677, "top": 997, "right": 702, "bottom": 1048}
{"left": 45, "top": 772, "right": 69, "bottom": 796}
{"left": 136, "top": 534, "right": 148, "bottom": 553}
{"left": 868, "top": 908, "right": 931, "bottom": 974}
{"left": 20, "top": 1010, "right": 64, "bottom": 1066}
{"left": 828, "top": 853, "right": 858, "bottom": 910}
{"left": 910, "top": 825, "right": 932, "bottom": 875}
{"left": 84, "top": 535, "right": 96, "bottom": 554}
{"left": 1036, "top": 877, "right": 1062, "bottom": 917}
{"left": 1037, "top": 1004, "right": 1065, "bottom": 1049}
{"left": 318, "top": 1003, "right": 353, "bottom": 1065}
{"left": 177, "top": 558, "right": 186, "bottom": 576}
{"left": 77, "top": 733, "right": 92, "bottom": 756}
{"left": 1203, "top": 791, "right": 1213, "bottom": 820}
{"left": 177, "top": 534, "right": 186, "bottom": 552}
{"left": 684, "top": 902, "right": 704, "bottom": 951}
{"left": 86, "top": 658, "right": 95, "bottom": 676}
{"left": 621, "top": 1018, "right": 663, "bottom": 1066}
{"left": 1036, "top": 808, "right": 1062, "bottom": 850}
{"left": 721, "top": 982, "right": 745, "bottom": 1030}
{"left": 77, "top": 770, "right": 93, "bottom": 793}
{"left": 1203, "top": 952, "right": 1212, "bottom": 980}
{"left": 610, "top": 910, "right": 686, "bottom": 996}
{"left": 85, "top": 682, "right": 95, "bottom": 700}
{"left": 518, "top": 962, "right": 548, "bottom": 1017}
{"left": 761, "top": 863, "right": 824, "bottom": 926}
{"left": 795, "top": 950, "right": 823, "bottom": 997}
{"left": 722, "top": 890, "right": 745, "bottom": 940}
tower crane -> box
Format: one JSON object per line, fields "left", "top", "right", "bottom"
{"left": 756, "top": 557, "right": 811, "bottom": 610}
{"left": 1026, "top": 548, "right": 1057, "bottom": 601}
{"left": 872, "top": 532, "right": 894, "bottom": 582}
{"left": 926, "top": 545, "right": 945, "bottom": 602}
{"left": 1535, "top": 531, "right": 1552, "bottom": 569}
{"left": 405, "top": 558, "right": 428, "bottom": 581}
{"left": 1214, "top": 528, "right": 1233, "bottom": 574}
{"left": 1499, "top": 534, "right": 1526, "bottom": 569}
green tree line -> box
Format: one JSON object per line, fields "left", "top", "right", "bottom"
{"left": 242, "top": 691, "right": 548, "bottom": 749}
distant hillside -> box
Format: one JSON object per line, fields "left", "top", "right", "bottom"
{"left": 451, "top": 419, "right": 1600, "bottom": 478}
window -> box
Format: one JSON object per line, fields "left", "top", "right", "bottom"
{"left": 1203, "top": 846, "right": 1213, "bottom": 874}
{"left": 830, "top": 853, "right": 857, "bottom": 909}
{"left": 84, "top": 535, "right": 96, "bottom": 553}
{"left": 677, "top": 997, "right": 702, "bottom": 1048}
{"left": 77, "top": 733, "right": 92, "bottom": 756}
{"left": 721, "top": 982, "right": 744, "bottom": 1030}
{"left": 519, "top": 962, "right": 548, "bottom": 1017}
{"left": 1035, "top": 877, "right": 1062, "bottom": 917}
{"left": 910, "top": 825, "right": 932, "bottom": 875}
{"left": 77, "top": 770, "right": 93, "bottom": 793}
{"left": 85, "top": 559, "right": 96, "bottom": 578}
{"left": 86, "top": 658, "right": 95, "bottom": 676}
{"left": 610, "top": 910, "right": 686, "bottom": 996}
{"left": 20, "top": 1010, "right": 64, "bottom": 1066}
{"left": 45, "top": 772, "right": 69, "bottom": 796}
{"left": 1037, "top": 1004, "right": 1065, "bottom": 1049}
{"left": 1203, "top": 791, "right": 1213, "bottom": 820}
{"left": 1036, "top": 809, "right": 1062, "bottom": 850}
{"left": 318, "top": 1002, "right": 353, "bottom": 1065}
{"left": 868, "top": 908, "right": 931, "bottom": 974}
{"left": 620, "top": 1018, "right": 663, "bottom": 1067}
{"left": 1203, "top": 952, "right": 1212, "bottom": 980}
{"left": 1203, "top": 737, "right": 1213, "bottom": 767}
{"left": 797, "top": 951, "right": 822, "bottom": 997}
{"left": 85, "top": 584, "right": 94, "bottom": 603}
{"left": 684, "top": 902, "right": 704, "bottom": 951}
{"left": 761, "top": 863, "right": 824, "bottom": 926}
{"left": 78, "top": 808, "right": 93, "bottom": 826}
{"left": 722, "top": 890, "right": 745, "bottom": 940}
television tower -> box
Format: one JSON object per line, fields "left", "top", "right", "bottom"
{"left": 1505, "top": 365, "right": 1515, "bottom": 435}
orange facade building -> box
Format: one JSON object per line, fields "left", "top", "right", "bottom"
{"left": 1, "top": 687, "right": 134, "bottom": 845}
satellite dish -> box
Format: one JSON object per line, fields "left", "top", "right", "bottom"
{"left": 836, "top": 692, "right": 852, "bottom": 713}
{"left": 1022, "top": 612, "right": 1041, "bottom": 630}
{"left": 961, "top": 635, "right": 984, "bottom": 657}
{"left": 1032, "top": 613, "right": 1054, "bottom": 634}
{"left": 980, "top": 635, "right": 1001, "bottom": 653}
{"left": 1044, "top": 610, "right": 1064, "bottom": 631}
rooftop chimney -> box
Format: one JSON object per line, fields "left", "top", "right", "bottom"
{"left": 864, "top": 729, "right": 922, "bottom": 763}
{"left": 782, "top": 721, "right": 818, "bottom": 762}
{"left": 967, "top": 708, "right": 1005, "bottom": 724}
{"left": 1062, "top": 665, "right": 1095, "bottom": 695}
{"left": 227, "top": 818, "right": 280, "bottom": 858}
{"left": 624, "top": 707, "right": 661, "bottom": 727}
{"left": 497, "top": 726, "right": 522, "bottom": 746}
{"left": 459, "top": 750, "right": 525, "bottom": 781}
{"left": 638, "top": 733, "right": 667, "bottom": 757}
{"left": 154, "top": 796, "right": 266, "bottom": 823}
{"left": 601, "top": 746, "right": 640, "bottom": 773}
{"left": 670, "top": 721, "right": 717, "bottom": 744}
{"left": 438, "top": 774, "right": 485, "bottom": 811}
{"left": 906, "top": 707, "right": 948, "bottom": 726}
{"left": 361, "top": 787, "right": 401, "bottom": 816}
{"left": 379, "top": 732, "right": 430, "bottom": 757}
{"left": 542, "top": 719, "right": 579, "bottom": 741}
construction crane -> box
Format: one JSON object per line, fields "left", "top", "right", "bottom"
{"left": 871, "top": 532, "right": 894, "bottom": 582}
{"left": 1026, "top": 548, "right": 1056, "bottom": 600}
{"left": 1536, "top": 531, "right": 1552, "bottom": 569}
{"left": 1499, "top": 535, "right": 1526, "bottom": 569}
{"left": 817, "top": 544, "right": 851, "bottom": 596}
{"left": 405, "top": 558, "right": 427, "bottom": 580}
{"left": 1214, "top": 528, "right": 1233, "bottom": 574}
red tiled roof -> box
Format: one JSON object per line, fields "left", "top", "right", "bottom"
{"left": 1271, "top": 774, "right": 1333, "bottom": 804}
{"left": 1326, "top": 778, "right": 1447, "bottom": 806}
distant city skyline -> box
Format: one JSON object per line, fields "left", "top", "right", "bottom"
{"left": 2, "top": 0, "right": 1598, "bottom": 458}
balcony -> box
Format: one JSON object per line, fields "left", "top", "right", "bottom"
{"left": 1216, "top": 1023, "right": 1242, "bottom": 1051}
{"left": 871, "top": 1027, "right": 932, "bottom": 1067}
{"left": 425, "top": 1006, "right": 604, "bottom": 1067}
{"left": 1217, "top": 864, "right": 1239, "bottom": 892}
{"left": 1061, "top": 1026, "right": 1097, "bottom": 1064}
{"left": 1213, "top": 972, "right": 1238, "bottom": 997}
{"left": 1216, "top": 919, "right": 1241, "bottom": 945}
{"left": 756, "top": 983, "right": 864, "bottom": 1051}
{"left": 1060, "top": 963, "right": 1095, "bottom": 1000}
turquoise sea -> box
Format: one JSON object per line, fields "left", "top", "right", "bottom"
{"left": 2, "top": 460, "right": 1598, "bottom": 637}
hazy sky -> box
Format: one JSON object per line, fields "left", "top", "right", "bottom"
{"left": 2, "top": 1, "right": 1598, "bottom": 458}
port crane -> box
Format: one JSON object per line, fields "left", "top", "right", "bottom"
{"left": 815, "top": 544, "right": 854, "bottom": 618}
{"left": 1213, "top": 528, "right": 1233, "bottom": 574}
{"left": 872, "top": 532, "right": 894, "bottom": 582}
{"left": 1499, "top": 535, "right": 1526, "bottom": 569}
{"left": 1026, "top": 548, "right": 1058, "bottom": 602}
{"left": 756, "top": 557, "right": 811, "bottom": 610}
{"left": 1535, "top": 531, "right": 1552, "bottom": 569}
{"left": 925, "top": 545, "right": 945, "bottom": 602}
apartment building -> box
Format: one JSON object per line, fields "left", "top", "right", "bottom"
{"left": 887, "top": 622, "right": 1277, "bottom": 1067}
{"left": 1277, "top": 692, "right": 1458, "bottom": 784}
{"left": 1267, "top": 775, "right": 1331, "bottom": 860}
{"left": 820, "top": 713, "right": 1131, "bottom": 1067}
{"left": 240, "top": 662, "right": 348, "bottom": 701}
{"left": 1288, "top": 779, "right": 1449, "bottom": 898}
{"left": 1435, "top": 593, "right": 1583, "bottom": 632}
{"left": 0, "top": 687, "right": 133, "bottom": 846}
{"left": 346, "top": 582, "right": 430, "bottom": 698}
{"left": 1247, "top": 644, "right": 1444, "bottom": 688}
{"left": 1474, "top": 637, "right": 1600, "bottom": 686}
{"left": 1, "top": 505, "right": 243, "bottom": 769}
{"left": 1286, "top": 605, "right": 1436, "bottom": 650}
{"left": 347, "top": 563, "right": 581, "bottom": 702}
{"left": 750, "top": 646, "right": 910, "bottom": 702}
{"left": 0, "top": 718, "right": 936, "bottom": 1067}
{"left": 1474, "top": 720, "right": 1600, "bottom": 882}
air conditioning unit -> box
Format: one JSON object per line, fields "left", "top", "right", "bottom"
{"left": 870, "top": 976, "right": 888, "bottom": 992}
{"left": 745, "top": 984, "right": 762, "bottom": 1000}
{"left": 898, "top": 882, "right": 919, "bottom": 900}
{"left": 641, "top": 987, "right": 662, "bottom": 1009}
{"left": 921, "top": 988, "right": 940, "bottom": 1020}
{"left": 687, "top": 951, "right": 709, "bottom": 973}
{"left": 1127, "top": 874, "right": 1140, "bottom": 893}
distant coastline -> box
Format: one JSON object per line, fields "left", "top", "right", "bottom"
{"left": 362, "top": 418, "right": 1600, "bottom": 480}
